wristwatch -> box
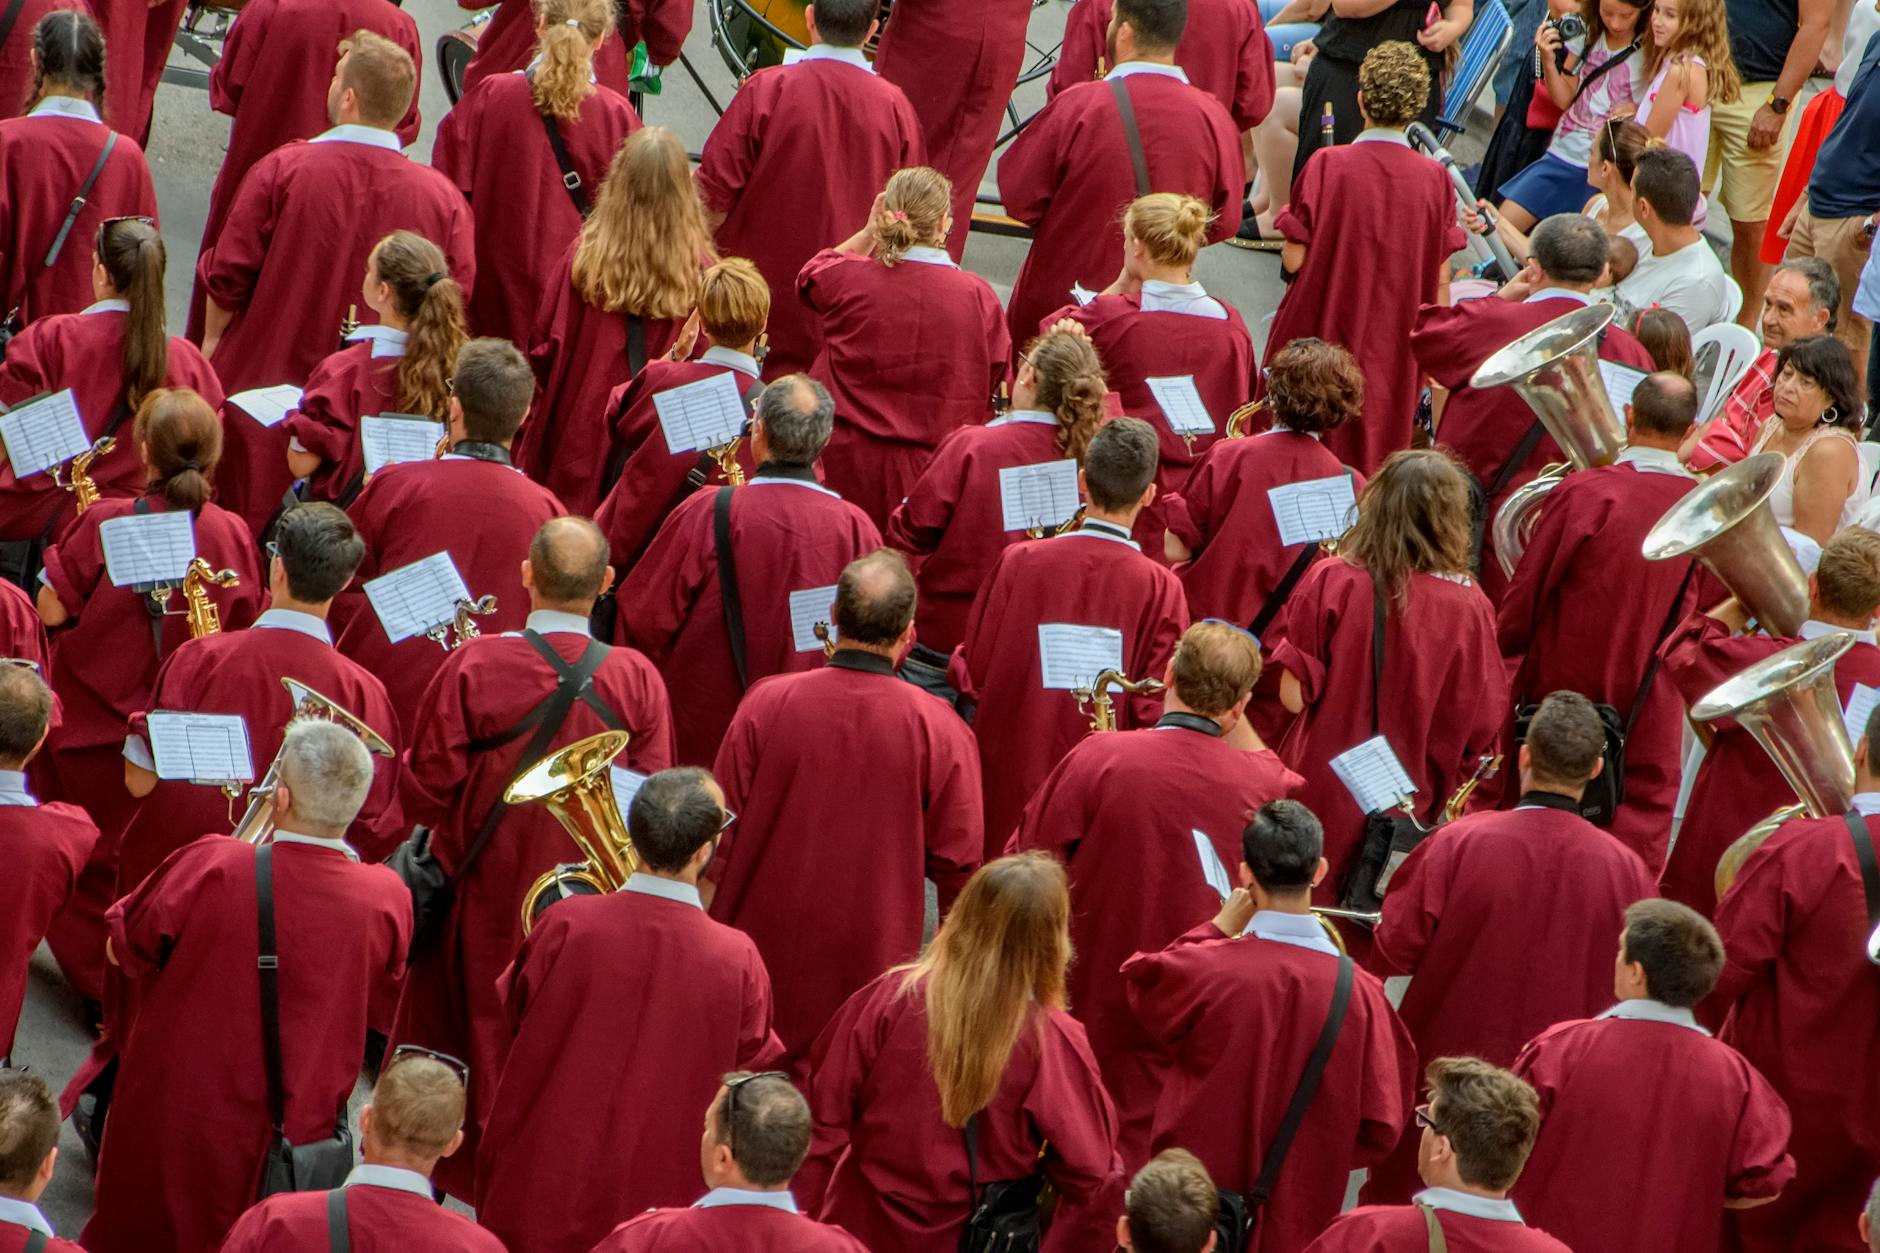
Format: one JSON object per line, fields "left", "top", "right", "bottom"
{"left": 1770, "top": 95, "right": 1793, "bottom": 114}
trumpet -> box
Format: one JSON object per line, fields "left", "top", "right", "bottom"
{"left": 233, "top": 677, "right": 397, "bottom": 844}
{"left": 511, "top": 730, "right": 639, "bottom": 935}
{"left": 49, "top": 437, "right": 116, "bottom": 515}
{"left": 1225, "top": 398, "right": 1268, "bottom": 439}
{"left": 812, "top": 621, "right": 837, "bottom": 658}
{"left": 1309, "top": 906, "right": 1383, "bottom": 954}
{"left": 1026, "top": 504, "right": 1086, "bottom": 540}
{"left": 1072, "top": 670, "right": 1167, "bottom": 733}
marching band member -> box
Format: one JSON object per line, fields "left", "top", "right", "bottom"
{"left": 0, "top": 1072, "right": 85, "bottom": 1249}
{"left": 388, "top": 516, "right": 673, "bottom": 1201}
{"left": 712, "top": 551, "right": 982, "bottom": 1074}
{"left": 518, "top": 125, "right": 710, "bottom": 515}
{"left": 1122, "top": 800, "right": 1416, "bottom": 1248}
{"left": 1114, "top": 1151, "right": 1221, "bottom": 1253}
{"left": 616, "top": 377, "right": 881, "bottom": 767}
{"left": 433, "top": 0, "right": 641, "bottom": 346}
{"left": 953, "top": 416, "right": 1190, "bottom": 854}
{"left": 0, "top": 582, "right": 50, "bottom": 681}
{"left": 1050, "top": 0, "right": 1276, "bottom": 132}
{"left": 799, "top": 167, "right": 1010, "bottom": 529}
{"left": 1510, "top": 899, "right": 1795, "bottom": 1250}
{"left": 1361, "top": 693, "right": 1656, "bottom": 1204}
{"left": 1012, "top": 620, "right": 1302, "bottom": 1161}
{"left": 456, "top": 0, "right": 676, "bottom": 103}
{"left": 0, "top": 0, "right": 93, "bottom": 123}
{"left": 694, "top": 0, "right": 925, "bottom": 378}
{"left": 999, "top": 0, "right": 1243, "bottom": 349}
{"left": 197, "top": 31, "right": 474, "bottom": 397}
{"left": 477, "top": 769, "right": 783, "bottom": 1253}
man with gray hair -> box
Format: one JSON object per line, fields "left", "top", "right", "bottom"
{"left": 618, "top": 375, "right": 882, "bottom": 766}
{"left": 81, "top": 719, "right": 413, "bottom": 1253}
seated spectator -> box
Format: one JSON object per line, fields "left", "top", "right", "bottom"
{"left": 1117, "top": 1150, "right": 1220, "bottom": 1253}
{"left": 1632, "top": 306, "right": 1696, "bottom": 377}
{"left": 1748, "top": 334, "right": 1869, "bottom": 545}
{"left": 1616, "top": 147, "right": 1738, "bottom": 332}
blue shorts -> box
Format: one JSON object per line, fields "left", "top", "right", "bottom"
{"left": 1499, "top": 151, "right": 1595, "bottom": 220}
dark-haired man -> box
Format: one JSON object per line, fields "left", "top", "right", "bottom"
{"left": 712, "top": 550, "right": 981, "bottom": 1075}
{"left": 1618, "top": 148, "right": 1736, "bottom": 333}
{"left": 477, "top": 770, "right": 783, "bottom": 1253}
{"left": 1050, "top": 0, "right": 1275, "bottom": 132}
{"left": 1512, "top": 899, "right": 1794, "bottom": 1251}
{"left": 0, "top": 1070, "right": 83, "bottom": 1250}
{"left": 1117, "top": 1149, "right": 1220, "bottom": 1253}
{"left": 1360, "top": 693, "right": 1656, "bottom": 1204}
{"left": 1122, "top": 799, "right": 1416, "bottom": 1251}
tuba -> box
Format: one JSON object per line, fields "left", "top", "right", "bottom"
{"left": 1641, "top": 452, "right": 1808, "bottom": 637}
{"left": 1471, "top": 304, "right": 1626, "bottom": 577}
{"left": 233, "top": 678, "right": 398, "bottom": 844}
{"left": 181, "top": 559, "right": 241, "bottom": 638}
{"left": 1690, "top": 632, "right": 1858, "bottom": 896}
{"left": 1072, "top": 670, "right": 1166, "bottom": 733}
{"left": 511, "top": 730, "right": 640, "bottom": 935}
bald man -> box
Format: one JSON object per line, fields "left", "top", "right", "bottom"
{"left": 388, "top": 515, "right": 675, "bottom": 1201}
{"left": 712, "top": 549, "right": 981, "bottom": 1075}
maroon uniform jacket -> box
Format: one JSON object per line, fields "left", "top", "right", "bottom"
{"left": 0, "top": 0, "right": 95, "bottom": 124}
{"left": 0, "top": 1220, "right": 82, "bottom": 1253}
{"left": 476, "top": 885, "right": 783, "bottom": 1253}
{"left": 459, "top": 0, "right": 672, "bottom": 97}
{"left": 221, "top": 1172, "right": 506, "bottom": 1253}
{"left": 592, "top": 1202, "right": 871, "bottom": 1253}
{"left": 1049, "top": 0, "right": 1276, "bottom": 130}
{"left": 1306, "top": 1200, "right": 1574, "bottom": 1252}
{"left": 0, "top": 783, "right": 97, "bottom": 1059}
{"left": 278, "top": 338, "right": 402, "bottom": 510}
{"left": 0, "top": 579, "right": 50, "bottom": 676}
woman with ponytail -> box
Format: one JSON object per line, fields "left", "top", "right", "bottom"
{"left": 0, "top": 10, "right": 157, "bottom": 326}
{"left": 434, "top": 0, "right": 640, "bottom": 345}
{"left": 885, "top": 329, "right": 1107, "bottom": 655}
{"left": 799, "top": 166, "right": 1010, "bottom": 529}
{"left": 0, "top": 217, "right": 221, "bottom": 541}
{"left": 281, "top": 231, "right": 468, "bottom": 506}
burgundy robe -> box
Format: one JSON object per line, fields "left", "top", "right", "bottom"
{"left": 221, "top": 1179, "right": 506, "bottom": 1253}
{"left": 0, "top": 579, "right": 50, "bottom": 674}
{"left": 387, "top": 625, "right": 673, "bottom": 1200}
{"left": 999, "top": 70, "right": 1242, "bottom": 351}
{"left": 694, "top": 54, "right": 925, "bottom": 377}
{"left": 797, "top": 970, "right": 1121, "bottom": 1253}
{"left": 475, "top": 888, "right": 783, "bottom": 1253}
{"left": 1265, "top": 140, "right": 1464, "bottom": 475}
{"left": 1123, "top": 924, "right": 1416, "bottom": 1250}
{"left": 953, "top": 526, "right": 1190, "bottom": 854}
{"left": 1712, "top": 810, "right": 1880, "bottom": 1253}
{"left": 884, "top": 414, "right": 1066, "bottom": 655}
{"left": 1270, "top": 560, "right": 1506, "bottom": 903}
{"left": 0, "top": 794, "right": 97, "bottom": 1059}
{"left": 873, "top": 0, "right": 1036, "bottom": 258}
{"left": 92, "top": 0, "right": 185, "bottom": 140}
{"left": 1048, "top": 0, "right": 1277, "bottom": 130}
{"left": 1305, "top": 1204, "right": 1574, "bottom": 1252}
{"left": 0, "top": 106, "right": 156, "bottom": 326}
{"left": 433, "top": 73, "right": 641, "bottom": 345}
{"left": 0, "top": 1224, "right": 82, "bottom": 1253}
{"left": 1361, "top": 802, "right": 1656, "bottom": 1203}
{"left": 616, "top": 472, "right": 882, "bottom": 766}
{"left": 592, "top": 1205, "right": 870, "bottom": 1253}
{"left": 0, "top": 305, "right": 223, "bottom": 542}
{"left": 0, "top": 0, "right": 94, "bottom": 123}
{"left": 81, "top": 837, "right": 411, "bottom": 1253}
{"left": 1511, "top": 1009, "right": 1795, "bottom": 1253}
{"left": 460, "top": 0, "right": 674, "bottom": 98}
{"left": 799, "top": 247, "right": 1009, "bottom": 529}
{"left": 279, "top": 339, "right": 401, "bottom": 510}
{"left": 1009, "top": 723, "right": 1303, "bottom": 1160}
{"left": 197, "top": 134, "right": 475, "bottom": 397}
{"left": 711, "top": 654, "right": 983, "bottom": 1070}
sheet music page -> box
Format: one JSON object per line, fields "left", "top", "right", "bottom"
{"left": 1036, "top": 623, "right": 1125, "bottom": 690}
{"left": 1192, "top": 828, "right": 1234, "bottom": 902}
{"left": 1070, "top": 283, "right": 1098, "bottom": 306}
{"left": 1599, "top": 362, "right": 1647, "bottom": 412}
{"left": 652, "top": 372, "right": 747, "bottom": 453}
{"left": 611, "top": 766, "right": 649, "bottom": 822}
{"left": 1268, "top": 474, "right": 1358, "bottom": 546}
{"left": 0, "top": 389, "right": 90, "bottom": 478}
{"left": 100, "top": 510, "right": 196, "bottom": 587}
{"left": 1846, "top": 683, "right": 1880, "bottom": 747}
{"left": 146, "top": 711, "right": 255, "bottom": 782}
{"left": 1146, "top": 375, "right": 1216, "bottom": 437}
{"left": 359, "top": 414, "right": 445, "bottom": 474}
{"left": 226, "top": 385, "right": 304, "bottom": 428}
{"left": 787, "top": 584, "right": 839, "bottom": 653}
{"left": 1329, "top": 735, "right": 1419, "bottom": 815}
{"left": 363, "top": 551, "right": 471, "bottom": 644}
{"left": 998, "top": 459, "right": 1081, "bottom": 532}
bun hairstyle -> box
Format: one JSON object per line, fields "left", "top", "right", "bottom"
{"left": 531, "top": 0, "right": 611, "bottom": 121}
{"left": 96, "top": 218, "right": 169, "bottom": 409}
{"left": 1124, "top": 192, "right": 1214, "bottom": 270}
{"left": 875, "top": 167, "right": 951, "bottom": 266}
{"left": 1022, "top": 330, "right": 1107, "bottom": 462}
{"left": 27, "top": 10, "right": 106, "bottom": 113}
{"left": 134, "top": 388, "right": 222, "bottom": 513}
{"left": 370, "top": 232, "right": 467, "bottom": 423}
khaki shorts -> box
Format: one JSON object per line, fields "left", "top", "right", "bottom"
{"left": 1703, "top": 79, "right": 1821, "bottom": 224}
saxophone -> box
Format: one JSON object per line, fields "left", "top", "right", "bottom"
{"left": 708, "top": 436, "right": 747, "bottom": 486}
{"left": 1071, "top": 669, "right": 1167, "bottom": 733}
{"left": 181, "top": 559, "right": 241, "bottom": 638}
{"left": 56, "top": 437, "right": 116, "bottom": 515}
{"left": 1025, "top": 504, "right": 1086, "bottom": 540}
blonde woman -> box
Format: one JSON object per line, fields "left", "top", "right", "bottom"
{"left": 797, "top": 854, "right": 1120, "bottom": 1253}
{"left": 518, "top": 125, "right": 715, "bottom": 513}
{"left": 433, "top": 0, "right": 642, "bottom": 345}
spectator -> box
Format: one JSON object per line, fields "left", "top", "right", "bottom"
{"left": 1290, "top": 0, "right": 1471, "bottom": 174}
{"left": 1748, "top": 333, "right": 1869, "bottom": 544}
{"left": 1616, "top": 147, "right": 1737, "bottom": 331}
{"left": 1634, "top": 0, "right": 1741, "bottom": 219}
{"left": 1633, "top": 306, "right": 1697, "bottom": 376}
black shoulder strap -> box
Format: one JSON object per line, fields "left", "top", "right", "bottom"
{"left": 256, "top": 844, "right": 286, "bottom": 1137}
{"left": 326, "top": 1188, "right": 350, "bottom": 1253}
{"left": 1369, "top": 573, "right": 1386, "bottom": 737}
{"left": 1568, "top": 38, "right": 1641, "bottom": 109}
{"left": 1249, "top": 955, "right": 1355, "bottom": 1203}
{"left": 0, "top": 0, "right": 31, "bottom": 49}
{"left": 963, "top": 1112, "right": 980, "bottom": 1210}
{"left": 1248, "top": 545, "right": 1319, "bottom": 642}
{"left": 1108, "top": 77, "right": 1152, "bottom": 198}
{"left": 1845, "top": 813, "right": 1880, "bottom": 933}
{"left": 714, "top": 485, "right": 749, "bottom": 690}
{"left": 21, "top": 1229, "right": 48, "bottom": 1253}
{"left": 1622, "top": 561, "right": 1698, "bottom": 734}
{"left": 537, "top": 109, "right": 591, "bottom": 218}
{"left": 625, "top": 315, "right": 648, "bottom": 378}
{"left": 45, "top": 131, "right": 118, "bottom": 269}
{"left": 1484, "top": 420, "right": 1549, "bottom": 503}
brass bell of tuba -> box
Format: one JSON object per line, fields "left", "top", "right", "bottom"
{"left": 511, "top": 730, "right": 639, "bottom": 935}
{"left": 1641, "top": 451, "right": 1809, "bottom": 638}
{"left": 233, "top": 678, "right": 398, "bottom": 844}
{"left": 1072, "top": 670, "right": 1167, "bottom": 733}
{"left": 1470, "top": 304, "right": 1626, "bottom": 578}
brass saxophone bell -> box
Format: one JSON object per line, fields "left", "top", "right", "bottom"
{"left": 1071, "top": 669, "right": 1167, "bottom": 733}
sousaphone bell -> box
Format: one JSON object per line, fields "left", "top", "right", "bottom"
{"left": 233, "top": 678, "right": 397, "bottom": 843}
{"left": 1642, "top": 452, "right": 1809, "bottom": 638}
{"left": 510, "top": 730, "right": 640, "bottom": 934}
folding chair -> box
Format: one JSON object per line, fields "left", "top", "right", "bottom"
{"left": 1435, "top": 0, "right": 1513, "bottom": 144}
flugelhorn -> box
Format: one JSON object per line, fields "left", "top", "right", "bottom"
{"left": 1471, "top": 304, "right": 1626, "bottom": 577}
{"left": 511, "top": 730, "right": 639, "bottom": 935}
{"left": 708, "top": 435, "right": 746, "bottom": 487}
{"left": 1072, "top": 670, "right": 1166, "bottom": 733}
{"left": 1641, "top": 451, "right": 1808, "bottom": 637}
{"left": 233, "top": 678, "right": 397, "bottom": 844}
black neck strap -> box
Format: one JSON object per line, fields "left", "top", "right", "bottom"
{"left": 446, "top": 441, "right": 512, "bottom": 465}
{"left": 753, "top": 462, "right": 819, "bottom": 484}
{"left": 1079, "top": 518, "right": 1133, "bottom": 542}
{"left": 1155, "top": 710, "right": 1223, "bottom": 737}
{"left": 1517, "top": 790, "right": 1583, "bottom": 814}
{"left": 827, "top": 649, "right": 896, "bottom": 676}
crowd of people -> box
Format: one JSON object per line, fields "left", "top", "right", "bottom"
{"left": 0, "top": 0, "right": 1878, "bottom": 1247}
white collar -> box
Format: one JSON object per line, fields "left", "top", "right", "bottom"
{"left": 28, "top": 95, "right": 101, "bottom": 124}
{"left": 990, "top": 410, "right": 1059, "bottom": 427}
{"left": 345, "top": 1163, "right": 435, "bottom": 1199}
{"left": 1353, "top": 128, "right": 1413, "bottom": 147}
{"left": 1139, "top": 278, "right": 1228, "bottom": 321}
{"left": 255, "top": 607, "right": 333, "bottom": 644}
{"left": 526, "top": 609, "right": 592, "bottom": 637}
{"left": 700, "top": 346, "right": 762, "bottom": 379}
{"left": 1261, "top": 425, "right": 1323, "bottom": 441}
{"left": 1525, "top": 288, "right": 1593, "bottom": 306}
{"left": 782, "top": 44, "right": 873, "bottom": 72}
{"left": 695, "top": 1186, "right": 798, "bottom": 1213}
{"left": 1617, "top": 446, "right": 1694, "bottom": 478}
{"left": 901, "top": 245, "right": 958, "bottom": 269}
{"left": 1598, "top": 998, "right": 1709, "bottom": 1034}
{"left": 0, "top": 768, "right": 36, "bottom": 807}
{"left": 1105, "top": 61, "right": 1190, "bottom": 83}
{"left": 624, "top": 872, "right": 704, "bottom": 910}
{"left": 81, "top": 298, "right": 132, "bottom": 316}
{"left": 1853, "top": 793, "right": 1880, "bottom": 816}
{"left": 1801, "top": 619, "right": 1879, "bottom": 646}
{"left": 0, "top": 1196, "right": 54, "bottom": 1237}
{"left": 748, "top": 474, "right": 840, "bottom": 498}
{"left": 1249, "top": 909, "right": 1342, "bottom": 956}
{"left": 270, "top": 831, "right": 361, "bottom": 862}
{"left": 311, "top": 123, "right": 403, "bottom": 153}
{"left": 1413, "top": 1188, "right": 1526, "bottom": 1224}
{"left": 1062, "top": 520, "right": 1139, "bottom": 550}
{"left": 344, "top": 323, "right": 409, "bottom": 359}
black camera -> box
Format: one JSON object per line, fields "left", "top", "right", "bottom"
{"left": 1532, "top": 11, "right": 1588, "bottom": 75}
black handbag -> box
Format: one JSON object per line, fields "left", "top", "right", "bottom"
{"left": 959, "top": 1113, "right": 1045, "bottom": 1253}
{"left": 1341, "top": 576, "right": 1430, "bottom": 913}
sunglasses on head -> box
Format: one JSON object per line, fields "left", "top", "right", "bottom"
{"left": 387, "top": 1044, "right": 470, "bottom": 1088}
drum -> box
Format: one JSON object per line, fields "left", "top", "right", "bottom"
{"left": 707, "top": 0, "right": 890, "bottom": 80}
{"left": 437, "top": 9, "right": 492, "bottom": 105}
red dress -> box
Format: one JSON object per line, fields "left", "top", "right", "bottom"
{"left": 1049, "top": 0, "right": 1276, "bottom": 130}
{"left": 1306, "top": 1202, "right": 1574, "bottom": 1252}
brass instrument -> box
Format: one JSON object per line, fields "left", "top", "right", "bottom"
{"left": 812, "top": 621, "right": 837, "bottom": 658}
{"left": 1443, "top": 754, "right": 1502, "bottom": 823}
{"left": 1641, "top": 451, "right": 1808, "bottom": 637}
{"left": 232, "top": 678, "right": 397, "bottom": 844}
{"left": 423, "top": 593, "right": 498, "bottom": 652}
{"left": 1072, "top": 670, "right": 1167, "bottom": 733}
{"left": 512, "top": 730, "right": 639, "bottom": 935}
{"left": 1025, "top": 504, "right": 1085, "bottom": 540}
{"left": 49, "top": 437, "right": 116, "bottom": 515}
{"left": 1225, "top": 398, "right": 1268, "bottom": 439}
{"left": 340, "top": 304, "right": 360, "bottom": 338}
{"left": 708, "top": 436, "right": 747, "bottom": 486}
{"left": 1471, "top": 304, "right": 1626, "bottom": 577}
{"left": 178, "top": 559, "right": 240, "bottom": 639}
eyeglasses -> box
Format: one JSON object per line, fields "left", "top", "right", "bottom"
{"left": 722, "top": 1070, "right": 788, "bottom": 1158}
{"left": 1414, "top": 1103, "right": 1444, "bottom": 1136}
{"left": 388, "top": 1044, "right": 470, "bottom": 1088}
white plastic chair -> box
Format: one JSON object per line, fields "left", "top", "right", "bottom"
{"left": 1690, "top": 321, "right": 1761, "bottom": 424}
{"left": 1716, "top": 277, "right": 1745, "bottom": 327}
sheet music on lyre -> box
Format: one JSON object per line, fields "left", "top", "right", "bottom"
{"left": 998, "top": 459, "right": 1080, "bottom": 532}
{"left": 1036, "top": 623, "right": 1125, "bottom": 690}
{"left": 1268, "top": 474, "right": 1357, "bottom": 546}
{"left": 146, "top": 711, "right": 255, "bottom": 783}
{"left": 1192, "top": 828, "right": 1234, "bottom": 902}
{"left": 359, "top": 414, "right": 446, "bottom": 474}
{"left": 787, "top": 584, "right": 839, "bottom": 653}
{"left": 100, "top": 510, "right": 196, "bottom": 588}
{"left": 1846, "top": 683, "right": 1880, "bottom": 748}
{"left": 1330, "top": 735, "right": 1419, "bottom": 815}
{"left": 0, "top": 389, "right": 91, "bottom": 479}
{"left": 1146, "top": 375, "right": 1216, "bottom": 437}
{"left": 364, "top": 551, "right": 471, "bottom": 644}
{"left": 1598, "top": 362, "right": 1647, "bottom": 412}
{"left": 653, "top": 372, "right": 747, "bottom": 453}
{"left": 226, "top": 385, "right": 304, "bottom": 429}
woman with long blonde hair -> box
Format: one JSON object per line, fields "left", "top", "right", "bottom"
{"left": 518, "top": 125, "right": 716, "bottom": 513}
{"left": 432, "top": 0, "right": 641, "bottom": 345}
{"left": 799, "top": 854, "right": 1118, "bottom": 1253}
